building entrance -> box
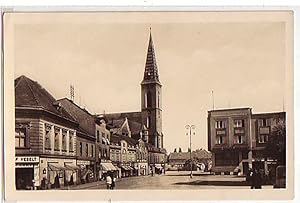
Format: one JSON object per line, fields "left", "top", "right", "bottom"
{"left": 15, "top": 168, "right": 34, "bottom": 190}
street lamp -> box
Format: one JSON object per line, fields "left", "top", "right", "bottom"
{"left": 185, "top": 125, "right": 195, "bottom": 178}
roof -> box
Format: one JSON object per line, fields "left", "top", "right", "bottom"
{"left": 110, "top": 134, "right": 138, "bottom": 146}
{"left": 169, "top": 149, "right": 212, "bottom": 160}
{"left": 58, "top": 98, "right": 96, "bottom": 136}
{"left": 15, "top": 75, "right": 76, "bottom": 123}
{"left": 141, "top": 30, "right": 161, "bottom": 85}
{"left": 252, "top": 111, "right": 286, "bottom": 119}
{"left": 208, "top": 107, "right": 251, "bottom": 113}
{"left": 104, "top": 112, "right": 142, "bottom": 124}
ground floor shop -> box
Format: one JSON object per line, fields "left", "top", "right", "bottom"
{"left": 137, "top": 162, "right": 148, "bottom": 176}
{"left": 15, "top": 156, "right": 40, "bottom": 190}
{"left": 99, "top": 162, "right": 119, "bottom": 179}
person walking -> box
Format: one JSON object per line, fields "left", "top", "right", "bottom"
{"left": 106, "top": 173, "right": 112, "bottom": 190}
{"left": 111, "top": 174, "right": 116, "bottom": 190}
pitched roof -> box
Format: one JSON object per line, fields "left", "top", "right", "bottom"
{"left": 110, "top": 134, "right": 138, "bottom": 146}
{"left": 104, "top": 112, "right": 142, "bottom": 124}
{"left": 58, "top": 98, "right": 96, "bottom": 136}
{"left": 169, "top": 149, "right": 212, "bottom": 160}
{"left": 141, "top": 30, "right": 160, "bottom": 85}
{"left": 15, "top": 75, "right": 76, "bottom": 122}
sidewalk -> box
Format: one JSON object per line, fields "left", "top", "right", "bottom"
{"left": 56, "top": 180, "right": 107, "bottom": 190}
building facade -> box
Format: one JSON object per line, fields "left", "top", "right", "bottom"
{"left": 207, "top": 108, "right": 286, "bottom": 175}
{"left": 15, "top": 76, "right": 79, "bottom": 189}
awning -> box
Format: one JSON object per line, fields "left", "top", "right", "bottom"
{"left": 48, "top": 163, "right": 66, "bottom": 171}
{"left": 65, "top": 163, "right": 81, "bottom": 171}
{"left": 114, "top": 165, "right": 121, "bottom": 171}
{"left": 101, "top": 163, "right": 117, "bottom": 171}
{"left": 121, "top": 165, "right": 133, "bottom": 171}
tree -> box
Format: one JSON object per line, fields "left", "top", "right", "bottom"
{"left": 174, "top": 148, "right": 177, "bottom": 153}
{"left": 179, "top": 147, "right": 182, "bottom": 152}
{"left": 265, "top": 119, "right": 286, "bottom": 165}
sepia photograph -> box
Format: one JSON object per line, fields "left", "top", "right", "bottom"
{"left": 3, "top": 10, "right": 294, "bottom": 201}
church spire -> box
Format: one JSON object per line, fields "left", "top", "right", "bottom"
{"left": 142, "top": 28, "right": 160, "bottom": 85}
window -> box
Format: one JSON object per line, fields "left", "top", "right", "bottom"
{"left": 259, "top": 134, "right": 268, "bottom": 143}
{"left": 45, "top": 124, "right": 51, "bottom": 150}
{"left": 97, "top": 130, "right": 100, "bottom": 142}
{"left": 62, "top": 130, "right": 67, "bottom": 151}
{"left": 86, "top": 144, "right": 89, "bottom": 157}
{"left": 234, "top": 119, "right": 245, "bottom": 128}
{"left": 147, "top": 116, "right": 151, "bottom": 128}
{"left": 259, "top": 118, "right": 270, "bottom": 127}
{"left": 216, "top": 135, "right": 225, "bottom": 144}
{"left": 91, "top": 145, "right": 94, "bottom": 157}
{"left": 15, "top": 128, "right": 26, "bottom": 148}
{"left": 215, "top": 120, "right": 225, "bottom": 129}
{"left": 147, "top": 91, "right": 152, "bottom": 108}
{"left": 54, "top": 127, "right": 60, "bottom": 151}
{"left": 79, "top": 142, "right": 83, "bottom": 156}
{"left": 234, "top": 135, "right": 244, "bottom": 144}
{"left": 69, "top": 132, "right": 74, "bottom": 152}
{"left": 158, "top": 91, "right": 160, "bottom": 108}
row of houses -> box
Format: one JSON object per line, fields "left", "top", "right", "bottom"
{"left": 15, "top": 75, "right": 166, "bottom": 190}
{"left": 15, "top": 31, "right": 167, "bottom": 190}
{"left": 207, "top": 108, "right": 286, "bottom": 177}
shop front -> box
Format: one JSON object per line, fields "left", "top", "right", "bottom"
{"left": 137, "top": 163, "right": 148, "bottom": 176}
{"left": 77, "top": 160, "right": 94, "bottom": 184}
{"left": 39, "top": 157, "right": 77, "bottom": 189}
{"left": 120, "top": 165, "right": 133, "bottom": 177}
{"left": 15, "top": 156, "right": 40, "bottom": 190}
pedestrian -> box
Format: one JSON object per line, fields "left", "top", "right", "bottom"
{"left": 248, "top": 168, "right": 254, "bottom": 189}
{"left": 54, "top": 174, "right": 60, "bottom": 188}
{"left": 111, "top": 174, "right": 116, "bottom": 190}
{"left": 253, "top": 169, "right": 262, "bottom": 189}
{"left": 106, "top": 173, "right": 112, "bottom": 190}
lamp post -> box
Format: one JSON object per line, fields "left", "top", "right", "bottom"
{"left": 185, "top": 125, "right": 195, "bottom": 178}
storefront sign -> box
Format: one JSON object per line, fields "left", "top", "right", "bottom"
{"left": 77, "top": 160, "right": 90, "bottom": 165}
{"left": 15, "top": 156, "right": 39, "bottom": 163}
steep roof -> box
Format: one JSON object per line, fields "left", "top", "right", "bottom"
{"left": 141, "top": 29, "right": 161, "bottom": 85}
{"left": 110, "top": 134, "right": 138, "bottom": 146}
{"left": 104, "top": 112, "right": 142, "bottom": 124}
{"left": 58, "top": 98, "right": 96, "bottom": 136}
{"left": 15, "top": 75, "right": 76, "bottom": 122}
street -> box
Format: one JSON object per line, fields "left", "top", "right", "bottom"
{"left": 64, "top": 171, "right": 273, "bottom": 190}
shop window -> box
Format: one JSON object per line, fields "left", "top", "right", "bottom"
{"left": 15, "top": 128, "right": 27, "bottom": 148}
{"left": 45, "top": 124, "right": 51, "bottom": 150}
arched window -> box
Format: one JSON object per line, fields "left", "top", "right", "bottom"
{"left": 147, "top": 91, "right": 152, "bottom": 108}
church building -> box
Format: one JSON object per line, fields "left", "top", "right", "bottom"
{"left": 104, "top": 30, "right": 166, "bottom": 173}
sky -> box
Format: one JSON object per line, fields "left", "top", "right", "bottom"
{"left": 11, "top": 12, "right": 288, "bottom": 153}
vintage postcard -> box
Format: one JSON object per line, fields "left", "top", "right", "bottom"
{"left": 3, "top": 10, "right": 294, "bottom": 201}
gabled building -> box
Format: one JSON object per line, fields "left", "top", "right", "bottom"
{"left": 207, "top": 107, "right": 286, "bottom": 176}
{"left": 15, "top": 75, "right": 79, "bottom": 189}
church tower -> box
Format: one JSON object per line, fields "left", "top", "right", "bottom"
{"left": 141, "top": 29, "right": 163, "bottom": 149}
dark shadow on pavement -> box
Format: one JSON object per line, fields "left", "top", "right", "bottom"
{"left": 174, "top": 180, "right": 250, "bottom": 186}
